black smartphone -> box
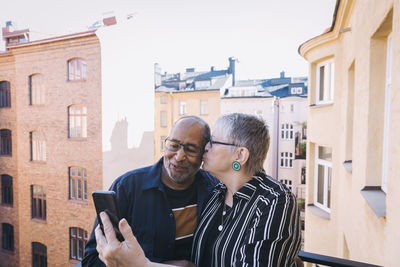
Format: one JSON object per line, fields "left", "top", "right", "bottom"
{"left": 92, "top": 190, "right": 124, "bottom": 242}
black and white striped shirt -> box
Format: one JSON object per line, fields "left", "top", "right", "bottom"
{"left": 191, "top": 171, "right": 301, "bottom": 267}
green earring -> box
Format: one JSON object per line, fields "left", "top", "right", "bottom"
{"left": 232, "top": 161, "right": 241, "bottom": 171}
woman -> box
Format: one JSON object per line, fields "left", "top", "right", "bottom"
{"left": 96, "top": 113, "right": 301, "bottom": 267}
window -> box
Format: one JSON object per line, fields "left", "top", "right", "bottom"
{"left": 31, "top": 185, "right": 46, "bottom": 220}
{"left": 160, "top": 95, "right": 167, "bottom": 104}
{"left": 29, "top": 74, "right": 45, "bottom": 105}
{"left": 160, "top": 136, "right": 166, "bottom": 152}
{"left": 281, "top": 124, "right": 293, "bottom": 140}
{"left": 68, "top": 59, "right": 86, "bottom": 81}
{"left": 195, "top": 80, "right": 211, "bottom": 89}
{"left": 280, "top": 152, "right": 293, "bottom": 168}
{"left": 290, "top": 104, "right": 294, "bottom": 112}
{"left": 316, "top": 60, "right": 334, "bottom": 104}
{"left": 382, "top": 33, "right": 392, "bottom": 193}
{"left": 301, "top": 167, "right": 306, "bottom": 185}
{"left": 200, "top": 100, "right": 208, "bottom": 115}
{"left": 2, "top": 223, "right": 13, "bottom": 251}
{"left": 70, "top": 227, "right": 88, "bottom": 260}
{"left": 290, "top": 87, "right": 302, "bottom": 95}
{"left": 32, "top": 242, "right": 47, "bottom": 267}
{"left": 1, "top": 175, "right": 13, "bottom": 205}
{"left": 0, "top": 81, "right": 11, "bottom": 108}
{"left": 0, "top": 129, "right": 12, "bottom": 156}
{"left": 69, "top": 167, "right": 87, "bottom": 201}
{"left": 30, "top": 132, "right": 46, "bottom": 162}
{"left": 160, "top": 111, "right": 167, "bottom": 127}
{"left": 280, "top": 179, "right": 292, "bottom": 191}
{"left": 69, "top": 105, "right": 87, "bottom": 138}
{"left": 179, "top": 101, "right": 187, "bottom": 115}
{"left": 314, "top": 146, "right": 332, "bottom": 212}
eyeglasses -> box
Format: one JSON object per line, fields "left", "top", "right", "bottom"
{"left": 164, "top": 138, "right": 203, "bottom": 157}
{"left": 208, "top": 137, "right": 238, "bottom": 148}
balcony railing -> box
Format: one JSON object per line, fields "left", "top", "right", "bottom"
{"left": 298, "top": 251, "right": 383, "bottom": 267}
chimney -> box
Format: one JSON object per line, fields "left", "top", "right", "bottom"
{"left": 228, "top": 57, "right": 237, "bottom": 86}
{"left": 103, "top": 16, "right": 117, "bottom": 26}
{"left": 2, "top": 21, "right": 30, "bottom": 49}
{"left": 210, "top": 66, "right": 215, "bottom": 72}
{"left": 154, "top": 63, "right": 162, "bottom": 87}
{"left": 280, "top": 71, "right": 285, "bottom": 78}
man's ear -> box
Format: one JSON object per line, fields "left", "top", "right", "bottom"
{"left": 235, "top": 147, "right": 250, "bottom": 166}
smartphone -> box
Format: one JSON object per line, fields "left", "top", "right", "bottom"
{"left": 92, "top": 190, "right": 124, "bottom": 242}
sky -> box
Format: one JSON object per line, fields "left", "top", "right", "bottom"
{"left": 1, "top": 0, "right": 337, "bottom": 149}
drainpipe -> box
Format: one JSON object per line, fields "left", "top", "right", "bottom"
{"left": 273, "top": 97, "right": 280, "bottom": 180}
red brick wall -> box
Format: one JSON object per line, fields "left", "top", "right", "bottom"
{"left": 0, "top": 34, "right": 103, "bottom": 266}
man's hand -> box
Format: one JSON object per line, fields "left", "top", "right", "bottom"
{"left": 95, "top": 212, "right": 150, "bottom": 267}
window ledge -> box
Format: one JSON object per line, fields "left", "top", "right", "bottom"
{"left": 309, "top": 103, "right": 334, "bottom": 108}
{"left": 31, "top": 218, "right": 47, "bottom": 224}
{"left": 67, "top": 79, "right": 87, "bottom": 83}
{"left": 68, "top": 137, "right": 87, "bottom": 141}
{"left": 68, "top": 199, "right": 88, "bottom": 205}
{"left": 307, "top": 204, "right": 330, "bottom": 220}
{"left": 0, "top": 204, "right": 13, "bottom": 208}
{"left": 1, "top": 248, "right": 15, "bottom": 255}
{"left": 361, "top": 187, "right": 386, "bottom": 218}
{"left": 343, "top": 160, "right": 352, "bottom": 173}
{"left": 30, "top": 160, "right": 46, "bottom": 164}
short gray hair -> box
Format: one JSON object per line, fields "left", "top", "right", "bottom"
{"left": 214, "top": 113, "right": 270, "bottom": 175}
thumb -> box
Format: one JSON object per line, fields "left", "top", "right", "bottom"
{"left": 119, "top": 219, "right": 138, "bottom": 245}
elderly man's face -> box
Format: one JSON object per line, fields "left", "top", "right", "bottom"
{"left": 163, "top": 119, "right": 206, "bottom": 187}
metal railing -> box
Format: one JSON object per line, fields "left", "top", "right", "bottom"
{"left": 298, "top": 251, "right": 383, "bottom": 267}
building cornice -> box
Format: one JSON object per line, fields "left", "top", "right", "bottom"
{"left": 298, "top": 0, "right": 354, "bottom": 60}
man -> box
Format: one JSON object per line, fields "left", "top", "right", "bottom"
{"left": 83, "top": 116, "right": 218, "bottom": 266}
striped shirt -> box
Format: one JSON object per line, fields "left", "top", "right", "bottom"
{"left": 191, "top": 171, "right": 301, "bottom": 267}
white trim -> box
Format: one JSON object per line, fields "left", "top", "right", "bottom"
{"left": 316, "top": 59, "right": 335, "bottom": 105}
{"left": 382, "top": 33, "right": 392, "bottom": 193}
{"left": 314, "top": 146, "right": 332, "bottom": 213}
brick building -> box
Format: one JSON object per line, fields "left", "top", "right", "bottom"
{"left": 0, "top": 22, "right": 102, "bottom": 266}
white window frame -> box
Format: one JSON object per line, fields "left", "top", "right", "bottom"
{"left": 160, "top": 111, "right": 167, "bottom": 127}
{"left": 179, "top": 101, "right": 187, "bottom": 115}
{"left": 160, "top": 95, "right": 167, "bottom": 104}
{"left": 280, "top": 152, "right": 293, "bottom": 168}
{"left": 314, "top": 146, "right": 332, "bottom": 213}
{"left": 316, "top": 59, "right": 335, "bottom": 105}
{"left": 31, "top": 132, "right": 46, "bottom": 162}
{"left": 382, "top": 33, "right": 392, "bottom": 193}
{"left": 200, "top": 100, "right": 208, "bottom": 115}
{"left": 68, "top": 105, "right": 87, "bottom": 138}
{"left": 280, "top": 179, "right": 292, "bottom": 191}
{"left": 281, "top": 123, "right": 294, "bottom": 140}
{"left": 68, "top": 59, "right": 87, "bottom": 81}
{"left": 160, "top": 136, "right": 166, "bottom": 151}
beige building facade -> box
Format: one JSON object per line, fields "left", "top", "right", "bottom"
{"left": 299, "top": 0, "right": 400, "bottom": 266}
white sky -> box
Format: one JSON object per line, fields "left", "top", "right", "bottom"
{"left": 1, "top": 0, "right": 337, "bottom": 149}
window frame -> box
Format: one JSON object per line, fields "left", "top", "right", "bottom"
{"left": 32, "top": 242, "right": 47, "bottom": 267}
{"left": 316, "top": 59, "right": 335, "bottom": 105}
{"left": 29, "top": 74, "right": 45, "bottom": 105}
{"left": 199, "top": 100, "right": 208, "bottom": 115}
{"left": 68, "top": 105, "right": 87, "bottom": 138}
{"left": 1, "top": 175, "right": 13, "bottom": 205}
{"left": 280, "top": 152, "right": 293, "bottom": 168}
{"left": 160, "top": 111, "right": 167, "bottom": 127}
{"left": 314, "top": 146, "right": 332, "bottom": 213}
{"left": 2, "top": 223, "right": 14, "bottom": 251}
{"left": 69, "top": 167, "right": 87, "bottom": 201}
{"left": 68, "top": 58, "right": 87, "bottom": 81}
{"left": 280, "top": 124, "right": 294, "bottom": 140}
{"left": 30, "top": 131, "right": 47, "bottom": 162}
{"left": 179, "top": 101, "right": 187, "bottom": 115}
{"left": 31, "top": 185, "right": 46, "bottom": 221}
{"left": 0, "top": 81, "right": 11, "bottom": 108}
{"left": 0, "top": 129, "right": 12, "bottom": 156}
{"left": 69, "top": 227, "right": 88, "bottom": 260}
{"left": 160, "top": 95, "right": 167, "bottom": 104}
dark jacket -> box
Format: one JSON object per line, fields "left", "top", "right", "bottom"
{"left": 82, "top": 158, "right": 217, "bottom": 266}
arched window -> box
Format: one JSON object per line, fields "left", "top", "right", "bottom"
{"left": 32, "top": 242, "right": 47, "bottom": 267}
{"left": 68, "top": 105, "right": 87, "bottom": 138}
{"left": 30, "top": 132, "right": 46, "bottom": 162}
{"left": 29, "top": 74, "right": 45, "bottom": 105}
{"left": 69, "top": 227, "right": 88, "bottom": 260}
{"left": 1, "top": 174, "right": 13, "bottom": 205}
{"left": 68, "top": 58, "right": 86, "bottom": 81}
{"left": 0, "top": 81, "right": 11, "bottom": 107}
{"left": 0, "top": 129, "right": 12, "bottom": 155}
{"left": 69, "top": 167, "right": 87, "bottom": 201}
{"left": 31, "top": 185, "right": 46, "bottom": 220}
{"left": 2, "top": 223, "right": 14, "bottom": 251}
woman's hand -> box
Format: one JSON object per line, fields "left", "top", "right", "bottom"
{"left": 95, "top": 212, "right": 150, "bottom": 267}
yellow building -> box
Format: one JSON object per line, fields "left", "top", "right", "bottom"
{"left": 299, "top": 0, "right": 400, "bottom": 266}
{"left": 154, "top": 59, "right": 237, "bottom": 161}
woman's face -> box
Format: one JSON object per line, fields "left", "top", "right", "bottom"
{"left": 202, "top": 126, "right": 235, "bottom": 178}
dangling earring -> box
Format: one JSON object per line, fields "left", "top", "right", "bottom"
{"left": 232, "top": 161, "right": 241, "bottom": 171}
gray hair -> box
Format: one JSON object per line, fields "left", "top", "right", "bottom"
{"left": 214, "top": 113, "right": 270, "bottom": 175}
{"left": 173, "top": 116, "right": 211, "bottom": 144}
